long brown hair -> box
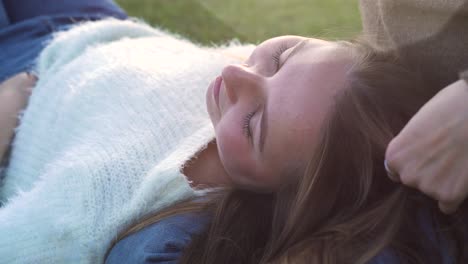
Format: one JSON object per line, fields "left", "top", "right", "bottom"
{"left": 113, "top": 40, "right": 468, "bottom": 263}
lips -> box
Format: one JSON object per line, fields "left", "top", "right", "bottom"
{"left": 213, "top": 75, "right": 222, "bottom": 109}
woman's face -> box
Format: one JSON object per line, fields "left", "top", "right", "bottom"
{"left": 206, "top": 36, "right": 353, "bottom": 191}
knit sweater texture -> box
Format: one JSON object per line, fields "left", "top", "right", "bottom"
{"left": 0, "top": 18, "right": 254, "bottom": 263}
{"left": 359, "top": 0, "right": 468, "bottom": 87}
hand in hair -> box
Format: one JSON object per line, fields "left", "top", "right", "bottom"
{"left": 385, "top": 79, "right": 468, "bottom": 214}
{"left": 0, "top": 72, "right": 36, "bottom": 162}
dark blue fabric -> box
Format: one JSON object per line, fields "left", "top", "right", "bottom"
{"left": 106, "top": 214, "right": 210, "bottom": 264}
{"left": 0, "top": 0, "right": 127, "bottom": 82}
{"left": 107, "top": 209, "right": 460, "bottom": 264}
{"left": 369, "top": 207, "right": 455, "bottom": 264}
{"left": 3, "top": 0, "right": 126, "bottom": 23}
{"left": 0, "top": 1, "right": 9, "bottom": 27}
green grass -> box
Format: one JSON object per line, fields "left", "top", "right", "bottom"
{"left": 115, "top": 0, "right": 362, "bottom": 45}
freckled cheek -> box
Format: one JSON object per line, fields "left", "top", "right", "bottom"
{"left": 215, "top": 121, "right": 252, "bottom": 176}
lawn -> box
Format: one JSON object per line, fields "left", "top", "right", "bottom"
{"left": 115, "top": 0, "right": 362, "bottom": 45}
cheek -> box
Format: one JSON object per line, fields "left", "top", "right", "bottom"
{"left": 215, "top": 118, "right": 252, "bottom": 177}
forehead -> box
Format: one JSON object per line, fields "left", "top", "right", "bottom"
{"left": 261, "top": 41, "right": 352, "bottom": 172}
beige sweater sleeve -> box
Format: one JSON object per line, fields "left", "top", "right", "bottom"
{"left": 359, "top": 0, "right": 468, "bottom": 88}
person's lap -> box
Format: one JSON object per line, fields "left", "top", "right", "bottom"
{"left": 0, "top": 2, "right": 8, "bottom": 27}
{"left": 0, "top": 0, "right": 127, "bottom": 82}
{"left": 3, "top": 0, "right": 126, "bottom": 23}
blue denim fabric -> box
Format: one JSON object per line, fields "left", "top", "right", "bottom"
{"left": 108, "top": 209, "right": 460, "bottom": 264}
{"left": 369, "top": 207, "right": 455, "bottom": 264}
{"left": 0, "top": 0, "right": 127, "bottom": 82}
{"left": 106, "top": 213, "right": 210, "bottom": 264}
{"left": 2, "top": 0, "right": 126, "bottom": 23}
{"left": 0, "top": 1, "right": 9, "bottom": 27}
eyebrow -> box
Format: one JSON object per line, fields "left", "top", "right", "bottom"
{"left": 258, "top": 40, "right": 309, "bottom": 153}
{"left": 279, "top": 39, "right": 310, "bottom": 68}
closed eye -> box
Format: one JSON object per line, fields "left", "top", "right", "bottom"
{"left": 243, "top": 110, "right": 255, "bottom": 138}
{"left": 271, "top": 43, "right": 289, "bottom": 70}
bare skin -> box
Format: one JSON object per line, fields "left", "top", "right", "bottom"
{"left": 386, "top": 79, "right": 468, "bottom": 214}
{"left": 0, "top": 73, "right": 35, "bottom": 162}
{"left": 187, "top": 36, "right": 354, "bottom": 192}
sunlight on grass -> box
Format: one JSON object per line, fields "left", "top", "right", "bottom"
{"left": 115, "top": 0, "right": 361, "bottom": 44}
{"left": 199, "top": 0, "right": 361, "bottom": 42}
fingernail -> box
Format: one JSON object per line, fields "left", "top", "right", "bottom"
{"left": 384, "top": 159, "right": 400, "bottom": 182}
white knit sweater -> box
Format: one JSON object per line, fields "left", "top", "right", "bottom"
{"left": 0, "top": 19, "right": 254, "bottom": 263}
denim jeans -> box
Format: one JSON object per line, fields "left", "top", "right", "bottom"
{"left": 0, "top": 0, "right": 127, "bottom": 82}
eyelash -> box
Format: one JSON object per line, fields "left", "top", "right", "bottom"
{"left": 272, "top": 43, "right": 289, "bottom": 69}
{"left": 243, "top": 110, "right": 255, "bottom": 138}
{"left": 242, "top": 44, "right": 288, "bottom": 140}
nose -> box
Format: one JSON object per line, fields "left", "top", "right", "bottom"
{"left": 221, "top": 64, "right": 264, "bottom": 103}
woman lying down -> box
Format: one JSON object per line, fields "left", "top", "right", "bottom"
{"left": 0, "top": 19, "right": 467, "bottom": 264}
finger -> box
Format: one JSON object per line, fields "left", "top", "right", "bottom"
{"left": 18, "top": 73, "right": 38, "bottom": 93}
{"left": 384, "top": 159, "right": 400, "bottom": 182}
{"left": 438, "top": 201, "right": 460, "bottom": 214}
{"left": 15, "top": 72, "right": 36, "bottom": 87}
